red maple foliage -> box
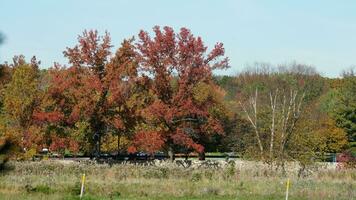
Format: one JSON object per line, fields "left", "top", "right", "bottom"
{"left": 132, "top": 26, "right": 228, "bottom": 157}
{"left": 34, "top": 27, "right": 228, "bottom": 158}
{"left": 49, "top": 135, "right": 79, "bottom": 154}
{"left": 129, "top": 130, "right": 165, "bottom": 155}
{"left": 34, "top": 31, "right": 144, "bottom": 154}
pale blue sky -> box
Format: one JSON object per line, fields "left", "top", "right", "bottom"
{"left": 1, "top": 0, "right": 356, "bottom": 77}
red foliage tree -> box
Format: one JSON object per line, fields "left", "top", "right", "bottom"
{"left": 129, "top": 130, "right": 165, "bottom": 156}
{"left": 35, "top": 27, "right": 228, "bottom": 159}
{"left": 34, "top": 31, "right": 144, "bottom": 156}
{"left": 133, "top": 26, "right": 229, "bottom": 160}
{"left": 49, "top": 135, "right": 79, "bottom": 155}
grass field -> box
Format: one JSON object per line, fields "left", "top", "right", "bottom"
{"left": 0, "top": 160, "right": 355, "bottom": 200}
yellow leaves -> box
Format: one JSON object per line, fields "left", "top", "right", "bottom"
{"left": 0, "top": 122, "right": 21, "bottom": 146}
{"left": 126, "top": 93, "right": 142, "bottom": 110}
{"left": 101, "top": 133, "right": 130, "bottom": 152}
{"left": 192, "top": 82, "right": 225, "bottom": 105}
{"left": 134, "top": 122, "right": 167, "bottom": 134}
{"left": 21, "top": 148, "right": 37, "bottom": 160}
{"left": 315, "top": 117, "right": 348, "bottom": 153}
{"left": 3, "top": 64, "right": 40, "bottom": 128}
{"left": 192, "top": 82, "right": 231, "bottom": 120}
{"left": 72, "top": 121, "right": 90, "bottom": 141}
{"left": 192, "top": 82, "right": 210, "bottom": 104}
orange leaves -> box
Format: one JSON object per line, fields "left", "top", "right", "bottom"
{"left": 171, "top": 128, "right": 204, "bottom": 153}
{"left": 38, "top": 30, "right": 145, "bottom": 156}
{"left": 127, "top": 145, "right": 137, "bottom": 154}
{"left": 68, "top": 140, "right": 80, "bottom": 154}
{"left": 30, "top": 27, "right": 228, "bottom": 156}
{"left": 112, "top": 117, "right": 124, "bottom": 130}
{"left": 202, "top": 118, "right": 224, "bottom": 135}
{"left": 131, "top": 130, "right": 165, "bottom": 154}
{"left": 49, "top": 136, "right": 66, "bottom": 152}
{"left": 42, "top": 31, "right": 112, "bottom": 128}
{"left": 143, "top": 100, "right": 173, "bottom": 122}
{"left": 64, "top": 30, "right": 112, "bottom": 72}
{"left": 49, "top": 135, "right": 79, "bottom": 154}
{"left": 136, "top": 26, "right": 228, "bottom": 154}
{"left": 33, "top": 111, "right": 64, "bottom": 124}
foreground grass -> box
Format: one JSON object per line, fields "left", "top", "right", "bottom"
{"left": 0, "top": 160, "right": 355, "bottom": 200}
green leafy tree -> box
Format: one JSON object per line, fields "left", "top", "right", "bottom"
{"left": 333, "top": 75, "right": 356, "bottom": 142}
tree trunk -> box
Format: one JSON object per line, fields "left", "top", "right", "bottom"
{"left": 117, "top": 134, "right": 121, "bottom": 159}
{"left": 168, "top": 146, "right": 175, "bottom": 162}
{"left": 269, "top": 90, "right": 277, "bottom": 160}
{"left": 198, "top": 151, "right": 205, "bottom": 160}
{"left": 239, "top": 88, "right": 264, "bottom": 158}
{"left": 98, "top": 134, "right": 101, "bottom": 158}
{"left": 150, "top": 153, "right": 155, "bottom": 160}
{"left": 92, "top": 133, "right": 101, "bottom": 159}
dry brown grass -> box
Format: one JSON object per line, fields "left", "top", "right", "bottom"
{"left": 0, "top": 160, "right": 355, "bottom": 200}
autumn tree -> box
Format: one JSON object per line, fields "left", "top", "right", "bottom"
{"left": 313, "top": 116, "right": 348, "bottom": 153}
{"left": 337, "top": 69, "right": 356, "bottom": 141}
{"left": 101, "top": 38, "right": 149, "bottom": 156}
{"left": 0, "top": 36, "right": 18, "bottom": 168}
{"left": 236, "top": 63, "right": 328, "bottom": 167}
{"left": 0, "top": 64, "right": 12, "bottom": 113}
{"left": 2, "top": 56, "right": 42, "bottom": 156}
{"left": 35, "top": 31, "right": 145, "bottom": 157}
{"left": 321, "top": 69, "right": 356, "bottom": 143}
{"left": 130, "top": 26, "right": 229, "bottom": 160}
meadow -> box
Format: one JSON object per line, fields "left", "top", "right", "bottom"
{"left": 0, "top": 160, "right": 355, "bottom": 200}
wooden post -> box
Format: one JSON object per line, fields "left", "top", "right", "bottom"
{"left": 285, "top": 178, "right": 290, "bottom": 200}
{"left": 80, "top": 173, "right": 86, "bottom": 199}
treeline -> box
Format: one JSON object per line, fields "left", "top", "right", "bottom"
{"left": 215, "top": 65, "right": 355, "bottom": 165}
{"left": 0, "top": 27, "right": 355, "bottom": 165}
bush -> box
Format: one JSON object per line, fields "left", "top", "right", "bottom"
{"left": 337, "top": 151, "right": 356, "bottom": 169}
{"left": 22, "top": 148, "right": 37, "bottom": 160}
